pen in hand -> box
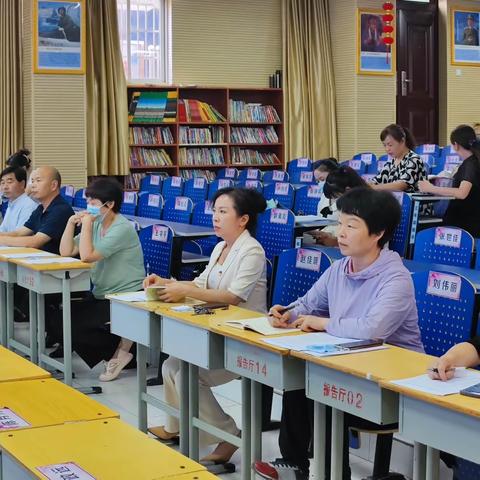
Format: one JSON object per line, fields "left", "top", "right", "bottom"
{"left": 427, "top": 367, "right": 456, "bottom": 374}
{"left": 268, "top": 305, "right": 295, "bottom": 316}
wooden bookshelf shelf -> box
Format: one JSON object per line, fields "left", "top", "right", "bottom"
{"left": 125, "top": 85, "right": 284, "bottom": 189}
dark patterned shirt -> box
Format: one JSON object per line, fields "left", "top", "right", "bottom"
{"left": 372, "top": 150, "right": 427, "bottom": 192}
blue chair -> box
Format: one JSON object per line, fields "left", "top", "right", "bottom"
{"left": 293, "top": 185, "right": 323, "bottom": 215}
{"left": 183, "top": 177, "right": 208, "bottom": 204}
{"left": 238, "top": 168, "right": 261, "bottom": 182}
{"left": 263, "top": 182, "right": 295, "bottom": 210}
{"left": 353, "top": 152, "right": 377, "bottom": 172}
{"left": 415, "top": 144, "right": 440, "bottom": 159}
{"left": 413, "top": 227, "right": 474, "bottom": 267}
{"left": 140, "top": 174, "right": 163, "bottom": 193}
{"left": 162, "top": 196, "right": 193, "bottom": 224}
{"left": 73, "top": 188, "right": 87, "bottom": 209}
{"left": 453, "top": 459, "right": 480, "bottom": 480}
{"left": 343, "top": 160, "right": 367, "bottom": 175}
{"left": 217, "top": 167, "right": 238, "bottom": 180}
{"left": 1, "top": 200, "right": 8, "bottom": 217}
{"left": 270, "top": 247, "right": 331, "bottom": 306}
{"left": 120, "top": 191, "right": 138, "bottom": 216}
{"left": 208, "top": 179, "right": 234, "bottom": 200}
{"left": 237, "top": 180, "right": 263, "bottom": 193}
{"left": 412, "top": 270, "right": 476, "bottom": 356}
{"left": 442, "top": 153, "right": 462, "bottom": 173}
{"left": 137, "top": 192, "right": 163, "bottom": 219}
{"left": 389, "top": 192, "right": 412, "bottom": 257}
{"left": 60, "top": 185, "right": 75, "bottom": 205}
{"left": 418, "top": 154, "right": 435, "bottom": 170}
{"left": 263, "top": 170, "right": 289, "bottom": 184}
{"left": 185, "top": 200, "right": 219, "bottom": 256}
{"left": 162, "top": 176, "right": 184, "bottom": 199}
{"left": 287, "top": 158, "right": 312, "bottom": 174}
{"left": 290, "top": 170, "right": 316, "bottom": 185}
{"left": 139, "top": 224, "right": 174, "bottom": 277}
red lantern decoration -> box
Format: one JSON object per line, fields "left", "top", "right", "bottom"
{"left": 383, "top": 36, "right": 394, "bottom": 45}
{"left": 383, "top": 2, "right": 394, "bottom": 10}
{"left": 383, "top": 25, "right": 394, "bottom": 34}
{"left": 382, "top": 14, "right": 394, "bottom": 22}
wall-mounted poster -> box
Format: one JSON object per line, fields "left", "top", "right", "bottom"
{"left": 357, "top": 8, "right": 395, "bottom": 76}
{"left": 33, "top": 0, "right": 85, "bottom": 74}
{"left": 451, "top": 8, "right": 480, "bottom": 66}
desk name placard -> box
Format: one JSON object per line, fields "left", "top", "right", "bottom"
{"left": 426, "top": 271, "right": 461, "bottom": 300}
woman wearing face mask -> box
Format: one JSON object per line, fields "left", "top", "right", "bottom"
{"left": 144, "top": 187, "right": 267, "bottom": 464}
{"left": 418, "top": 124, "right": 480, "bottom": 237}
{"left": 58, "top": 178, "right": 145, "bottom": 381}
{"left": 312, "top": 158, "right": 338, "bottom": 185}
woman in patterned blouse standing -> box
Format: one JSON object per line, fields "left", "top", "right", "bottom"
{"left": 371, "top": 124, "right": 427, "bottom": 192}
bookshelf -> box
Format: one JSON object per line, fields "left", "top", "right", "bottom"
{"left": 126, "top": 85, "right": 283, "bottom": 188}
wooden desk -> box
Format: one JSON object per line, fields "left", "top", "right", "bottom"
{"left": 8, "top": 257, "right": 91, "bottom": 385}
{"left": 0, "top": 346, "right": 50, "bottom": 383}
{"left": 0, "top": 249, "right": 39, "bottom": 350}
{"left": 0, "top": 378, "right": 117, "bottom": 432}
{"left": 291, "top": 346, "right": 431, "bottom": 480}
{"left": 381, "top": 369, "right": 480, "bottom": 480}
{"left": 212, "top": 321, "right": 305, "bottom": 480}
{"left": 0, "top": 418, "right": 206, "bottom": 480}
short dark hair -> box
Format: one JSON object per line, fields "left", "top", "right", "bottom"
{"left": 312, "top": 158, "right": 338, "bottom": 173}
{"left": 336, "top": 187, "right": 401, "bottom": 248}
{"left": 380, "top": 124, "right": 416, "bottom": 151}
{"left": 0, "top": 166, "right": 27, "bottom": 186}
{"left": 450, "top": 124, "right": 480, "bottom": 162}
{"left": 6, "top": 149, "right": 31, "bottom": 170}
{"left": 85, "top": 178, "right": 123, "bottom": 213}
{"left": 212, "top": 187, "right": 267, "bottom": 235}
{"left": 323, "top": 166, "right": 367, "bottom": 199}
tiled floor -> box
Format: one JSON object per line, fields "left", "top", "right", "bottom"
{"left": 15, "top": 323, "right": 454, "bottom": 479}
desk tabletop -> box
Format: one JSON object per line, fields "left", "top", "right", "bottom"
{"left": 0, "top": 248, "right": 39, "bottom": 260}
{"left": 0, "top": 378, "right": 118, "bottom": 430}
{"left": 292, "top": 345, "right": 432, "bottom": 382}
{"left": 0, "top": 347, "right": 50, "bottom": 383}
{"left": 169, "top": 473, "right": 219, "bottom": 480}
{"left": 124, "top": 214, "right": 215, "bottom": 237}
{"left": 107, "top": 294, "right": 201, "bottom": 313}
{"left": 8, "top": 256, "right": 92, "bottom": 272}
{"left": 0, "top": 418, "right": 206, "bottom": 479}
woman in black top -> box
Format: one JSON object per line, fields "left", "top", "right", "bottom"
{"left": 419, "top": 124, "right": 480, "bottom": 237}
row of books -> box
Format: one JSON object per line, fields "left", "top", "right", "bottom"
{"left": 179, "top": 147, "right": 225, "bottom": 166}
{"left": 125, "top": 173, "right": 146, "bottom": 190}
{"left": 130, "top": 148, "right": 173, "bottom": 167}
{"left": 230, "top": 126, "right": 279, "bottom": 144}
{"left": 179, "top": 126, "right": 225, "bottom": 144}
{"left": 180, "top": 170, "right": 217, "bottom": 181}
{"left": 231, "top": 148, "right": 280, "bottom": 165}
{"left": 178, "top": 99, "right": 226, "bottom": 123}
{"left": 129, "top": 91, "right": 177, "bottom": 123}
{"left": 229, "top": 100, "right": 280, "bottom": 123}
{"left": 129, "top": 127, "right": 175, "bottom": 145}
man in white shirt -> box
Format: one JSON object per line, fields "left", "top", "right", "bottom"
{"left": 0, "top": 167, "right": 37, "bottom": 233}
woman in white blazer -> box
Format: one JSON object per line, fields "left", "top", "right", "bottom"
{"left": 143, "top": 187, "right": 267, "bottom": 463}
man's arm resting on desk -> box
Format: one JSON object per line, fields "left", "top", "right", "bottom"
{"left": 0, "top": 228, "right": 51, "bottom": 249}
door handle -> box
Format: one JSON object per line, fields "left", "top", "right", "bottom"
{"left": 401, "top": 71, "right": 411, "bottom": 97}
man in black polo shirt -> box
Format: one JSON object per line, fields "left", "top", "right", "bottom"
{"left": 0, "top": 166, "right": 73, "bottom": 252}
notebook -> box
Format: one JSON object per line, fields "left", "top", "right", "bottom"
{"left": 224, "top": 317, "right": 298, "bottom": 336}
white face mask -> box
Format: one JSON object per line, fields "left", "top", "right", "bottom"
{"left": 86, "top": 201, "right": 110, "bottom": 222}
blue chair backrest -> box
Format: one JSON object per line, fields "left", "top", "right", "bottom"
{"left": 137, "top": 192, "right": 163, "bottom": 219}
{"left": 442, "top": 153, "right": 462, "bottom": 173}
{"left": 217, "top": 167, "right": 238, "bottom": 180}
{"left": 191, "top": 200, "right": 219, "bottom": 256}
{"left": 238, "top": 168, "right": 261, "bottom": 182}
{"left": 263, "top": 182, "right": 295, "bottom": 210}
{"left": 237, "top": 180, "right": 263, "bottom": 193}
{"left": 353, "top": 152, "right": 377, "bottom": 172}
{"left": 162, "top": 196, "right": 193, "bottom": 224}
{"left": 140, "top": 174, "right": 163, "bottom": 193}
{"left": 1, "top": 200, "right": 8, "bottom": 217}
{"left": 389, "top": 192, "right": 412, "bottom": 257}
{"left": 139, "top": 224, "right": 174, "bottom": 277}
{"left": 183, "top": 177, "right": 208, "bottom": 204}
{"left": 415, "top": 144, "right": 440, "bottom": 158}
{"left": 162, "top": 176, "right": 184, "bottom": 199}
{"left": 271, "top": 247, "right": 332, "bottom": 307}
{"left": 60, "top": 185, "right": 75, "bottom": 205}
{"left": 120, "top": 191, "right": 138, "bottom": 216}
{"left": 453, "top": 460, "right": 480, "bottom": 480}
{"left": 73, "top": 188, "right": 87, "bottom": 209}
{"left": 413, "top": 227, "right": 474, "bottom": 267}
{"left": 263, "top": 170, "right": 289, "bottom": 184}
{"left": 256, "top": 209, "right": 296, "bottom": 265}
{"left": 412, "top": 270, "right": 476, "bottom": 355}
{"left": 208, "top": 179, "right": 234, "bottom": 200}
{"left": 288, "top": 157, "right": 312, "bottom": 174}
{"left": 343, "top": 159, "right": 367, "bottom": 175}
{"left": 294, "top": 184, "right": 323, "bottom": 215}
{"left": 290, "top": 170, "right": 316, "bottom": 185}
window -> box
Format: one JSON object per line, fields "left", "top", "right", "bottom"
{"left": 117, "top": 0, "right": 172, "bottom": 83}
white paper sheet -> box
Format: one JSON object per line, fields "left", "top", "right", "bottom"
{"left": 225, "top": 317, "right": 298, "bottom": 336}
{"left": 1, "top": 252, "right": 56, "bottom": 259}
{"left": 389, "top": 368, "right": 480, "bottom": 396}
{"left": 110, "top": 291, "right": 148, "bottom": 302}
{"left": 20, "top": 257, "right": 81, "bottom": 265}
{"left": 0, "top": 246, "right": 20, "bottom": 250}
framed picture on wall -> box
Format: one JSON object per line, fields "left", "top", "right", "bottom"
{"left": 451, "top": 8, "right": 480, "bottom": 66}
{"left": 33, "top": 0, "right": 85, "bottom": 74}
{"left": 356, "top": 8, "right": 395, "bottom": 76}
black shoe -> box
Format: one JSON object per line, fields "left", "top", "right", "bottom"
{"left": 49, "top": 346, "right": 64, "bottom": 358}
{"left": 147, "top": 376, "right": 163, "bottom": 386}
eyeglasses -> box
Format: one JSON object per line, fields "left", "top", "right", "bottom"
{"left": 192, "top": 304, "right": 229, "bottom": 316}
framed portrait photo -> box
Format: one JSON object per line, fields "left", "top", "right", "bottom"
{"left": 451, "top": 8, "right": 480, "bottom": 66}
{"left": 33, "top": 0, "right": 86, "bottom": 74}
{"left": 357, "top": 8, "right": 395, "bottom": 76}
